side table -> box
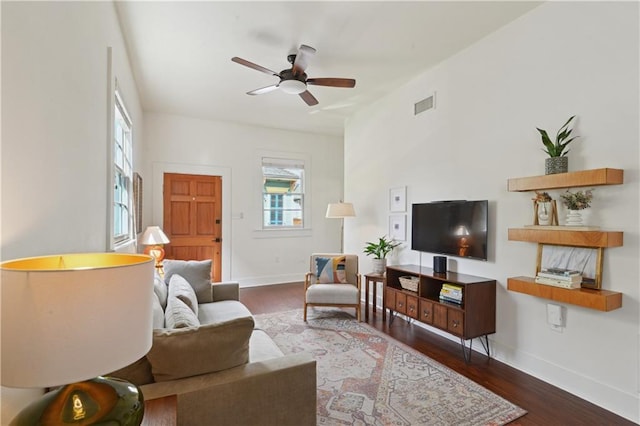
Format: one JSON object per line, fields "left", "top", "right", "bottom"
{"left": 141, "top": 394, "right": 177, "bottom": 426}
{"left": 364, "top": 272, "right": 386, "bottom": 321}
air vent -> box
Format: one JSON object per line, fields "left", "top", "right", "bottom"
{"left": 414, "top": 93, "right": 435, "bottom": 115}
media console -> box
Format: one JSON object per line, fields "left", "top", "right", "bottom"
{"left": 384, "top": 264, "right": 496, "bottom": 362}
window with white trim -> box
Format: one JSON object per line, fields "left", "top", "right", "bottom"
{"left": 113, "top": 90, "right": 134, "bottom": 245}
{"left": 262, "top": 157, "right": 304, "bottom": 229}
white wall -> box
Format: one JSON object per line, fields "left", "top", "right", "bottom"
{"left": 345, "top": 2, "right": 639, "bottom": 422}
{"left": 144, "top": 113, "right": 345, "bottom": 286}
{"left": 1, "top": 2, "right": 144, "bottom": 422}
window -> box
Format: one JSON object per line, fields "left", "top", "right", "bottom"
{"left": 262, "top": 157, "right": 304, "bottom": 228}
{"left": 113, "top": 90, "right": 133, "bottom": 245}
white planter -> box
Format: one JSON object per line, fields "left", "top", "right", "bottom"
{"left": 371, "top": 258, "right": 387, "bottom": 274}
{"left": 566, "top": 210, "right": 583, "bottom": 226}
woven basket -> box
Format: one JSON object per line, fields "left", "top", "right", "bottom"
{"left": 399, "top": 276, "right": 419, "bottom": 292}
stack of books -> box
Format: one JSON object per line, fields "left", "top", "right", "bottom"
{"left": 439, "top": 283, "right": 463, "bottom": 304}
{"left": 535, "top": 268, "right": 582, "bottom": 289}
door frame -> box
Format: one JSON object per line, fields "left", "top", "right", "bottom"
{"left": 152, "top": 162, "right": 232, "bottom": 281}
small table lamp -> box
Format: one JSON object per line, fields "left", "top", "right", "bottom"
{"left": 1, "top": 253, "right": 154, "bottom": 425}
{"left": 140, "top": 226, "right": 170, "bottom": 268}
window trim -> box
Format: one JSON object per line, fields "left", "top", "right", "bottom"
{"left": 107, "top": 69, "right": 135, "bottom": 251}
{"left": 254, "top": 151, "right": 312, "bottom": 238}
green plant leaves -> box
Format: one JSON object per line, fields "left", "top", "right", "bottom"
{"left": 363, "top": 236, "right": 400, "bottom": 259}
{"left": 537, "top": 115, "right": 578, "bottom": 157}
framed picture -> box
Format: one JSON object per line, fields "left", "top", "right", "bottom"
{"left": 389, "top": 215, "right": 406, "bottom": 241}
{"left": 133, "top": 172, "right": 143, "bottom": 234}
{"left": 536, "top": 244, "right": 603, "bottom": 289}
{"left": 389, "top": 186, "right": 406, "bottom": 213}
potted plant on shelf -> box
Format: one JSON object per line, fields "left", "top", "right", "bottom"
{"left": 363, "top": 236, "right": 400, "bottom": 274}
{"left": 537, "top": 115, "right": 579, "bottom": 175}
{"left": 560, "top": 188, "right": 593, "bottom": 226}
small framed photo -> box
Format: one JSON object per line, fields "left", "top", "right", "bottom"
{"left": 389, "top": 186, "right": 406, "bottom": 213}
{"left": 389, "top": 215, "right": 406, "bottom": 241}
{"left": 536, "top": 244, "right": 603, "bottom": 289}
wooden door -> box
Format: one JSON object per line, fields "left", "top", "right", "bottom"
{"left": 163, "top": 173, "right": 222, "bottom": 282}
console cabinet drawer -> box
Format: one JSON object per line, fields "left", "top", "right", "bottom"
{"left": 406, "top": 295, "right": 419, "bottom": 319}
{"left": 433, "top": 304, "right": 448, "bottom": 329}
{"left": 419, "top": 299, "right": 434, "bottom": 324}
{"left": 395, "top": 292, "right": 407, "bottom": 314}
{"left": 448, "top": 310, "right": 464, "bottom": 336}
{"left": 385, "top": 288, "right": 396, "bottom": 310}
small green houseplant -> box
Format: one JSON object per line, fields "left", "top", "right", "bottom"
{"left": 537, "top": 115, "right": 579, "bottom": 174}
{"left": 363, "top": 236, "right": 400, "bottom": 274}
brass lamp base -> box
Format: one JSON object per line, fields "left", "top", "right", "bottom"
{"left": 10, "top": 376, "right": 144, "bottom": 425}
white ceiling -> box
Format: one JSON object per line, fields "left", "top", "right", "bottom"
{"left": 115, "top": 1, "right": 541, "bottom": 137}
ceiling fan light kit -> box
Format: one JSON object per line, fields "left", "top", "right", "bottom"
{"left": 279, "top": 79, "right": 307, "bottom": 94}
{"left": 232, "top": 44, "right": 356, "bottom": 106}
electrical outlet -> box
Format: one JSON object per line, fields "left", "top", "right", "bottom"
{"left": 547, "top": 303, "right": 564, "bottom": 332}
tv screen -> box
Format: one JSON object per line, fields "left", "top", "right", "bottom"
{"left": 411, "top": 200, "right": 488, "bottom": 261}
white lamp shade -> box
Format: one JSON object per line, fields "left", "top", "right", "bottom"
{"left": 326, "top": 203, "right": 356, "bottom": 218}
{"left": 140, "top": 226, "right": 170, "bottom": 245}
{"left": 1, "top": 253, "right": 154, "bottom": 388}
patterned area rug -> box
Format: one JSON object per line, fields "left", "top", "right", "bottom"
{"left": 254, "top": 308, "right": 526, "bottom": 426}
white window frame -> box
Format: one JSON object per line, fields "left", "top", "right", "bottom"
{"left": 111, "top": 85, "right": 134, "bottom": 248}
{"left": 254, "top": 151, "right": 312, "bottom": 238}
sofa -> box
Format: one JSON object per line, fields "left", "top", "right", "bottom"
{"left": 110, "top": 260, "right": 317, "bottom": 425}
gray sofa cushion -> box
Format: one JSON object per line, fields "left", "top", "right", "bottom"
{"left": 163, "top": 259, "right": 213, "bottom": 303}
{"left": 152, "top": 292, "right": 165, "bottom": 329}
{"left": 153, "top": 272, "right": 168, "bottom": 309}
{"left": 147, "top": 315, "right": 255, "bottom": 382}
{"left": 107, "top": 356, "right": 154, "bottom": 387}
{"left": 168, "top": 274, "right": 199, "bottom": 316}
{"left": 165, "top": 296, "right": 200, "bottom": 329}
{"left": 198, "top": 300, "right": 252, "bottom": 324}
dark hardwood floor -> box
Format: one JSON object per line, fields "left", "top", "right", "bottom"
{"left": 240, "top": 282, "right": 635, "bottom": 426}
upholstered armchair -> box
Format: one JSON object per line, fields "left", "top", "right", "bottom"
{"left": 304, "top": 253, "right": 361, "bottom": 321}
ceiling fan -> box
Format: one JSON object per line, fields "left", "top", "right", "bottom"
{"left": 231, "top": 44, "right": 356, "bottom": 106}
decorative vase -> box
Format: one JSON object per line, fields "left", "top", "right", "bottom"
{"left": 371, "top": 258, "right": 386, "bottom": 275}
{"left": 566, "top": 210, "right": 583, "bottom": 226}
{"left": 537, "top": 201, "right": 552, "bottom": 225}
{"left": 545, "top": 157, "right": 568, "bottom": 175}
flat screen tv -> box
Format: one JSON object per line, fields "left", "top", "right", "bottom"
{"left": 411, "top": 200, "right": 488, "bottom": 261}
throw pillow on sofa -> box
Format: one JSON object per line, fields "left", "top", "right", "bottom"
{"left": 168, "top": 274, "right": 199, "bottom": 317}
{"left": 147, "top": 315, "right": 254, "bottom": 382}
{"left": 163, "top": 259, "right": 213, "bottom": 303}
{"left": 165, "top": 296, "right": 200, "bottom": 329}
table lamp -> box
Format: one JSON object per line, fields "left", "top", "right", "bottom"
{"left": 1, "top": 253, "right": 154, "bottom": 425}
{"left": 140, "top": 226, "right": 170, "bottom": 268}
{"left": 326, "top": 202, "right": 356, "bottom": 253}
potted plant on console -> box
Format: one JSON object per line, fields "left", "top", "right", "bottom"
{"left": 537, "top": 115, "right": 579, "bottom": 175}
{"left": 364, "top": 236, "right": 400, "bottom": 275}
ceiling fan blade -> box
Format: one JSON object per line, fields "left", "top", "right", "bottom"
{"left": 307, "top": 78, "right": 356, "bottom": 88}
{"left": 247, "top": 85, "right": 279, "bottom": 95}
{"left": 231, "top": 57, "right": 279, "bottom": 77}
{"left": 299, "top": 90, "right": 319, "bottom": 106}
{"left": 292, "top": 44, "right": 316, "bottom": 76}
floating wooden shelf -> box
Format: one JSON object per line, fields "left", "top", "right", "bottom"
{"left": 507, "top": 276, "right": 622, "bottom": 311}
{"left": 507, "top": 168, "right": 623, "bottom": 192}
{"left": 508, "top": 228, "right": 623, "bottom": 248}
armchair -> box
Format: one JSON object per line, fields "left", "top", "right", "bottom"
{"left": 304, "top": 253, "right": 361, "bottom": 321}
